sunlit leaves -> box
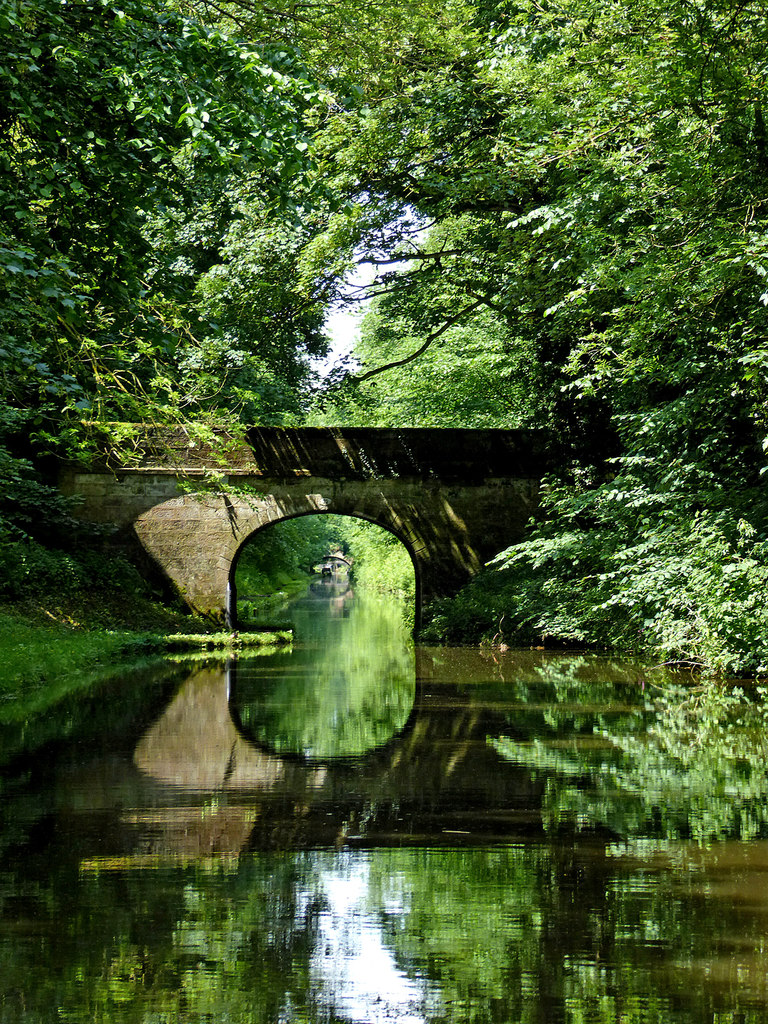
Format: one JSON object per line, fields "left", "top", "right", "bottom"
{"left": 0, "top": 0, "right": 324, "bottom": 542}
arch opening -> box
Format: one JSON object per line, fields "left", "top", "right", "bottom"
{"left": 227, "top": 514, "right": 419, "bottom": 760}
{"left": 229, "top": 512, "right": 419, "bottom": 632}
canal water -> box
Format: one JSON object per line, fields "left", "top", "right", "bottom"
{"left": 2, "top": 585, "right": 768, "bottom": 1022}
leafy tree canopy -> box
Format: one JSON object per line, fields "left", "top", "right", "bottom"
{"left": 0, "top": 0, "right": 333, "bottom": 551}
{"left": 0, "top": 0, "right": 323, "bottom": 456}
{"left": 301, "top": 0, "right": 768, "bottom": 671}
{"left": 4, "top": 0, "right": 768, "bottom": 672}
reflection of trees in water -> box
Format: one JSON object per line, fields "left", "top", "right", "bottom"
{"left": 5, "top": 825, "right": 767, "bottom": 1023}
{"left": 232, "top": 594, "right": 415, "bottom": 759}
{"left": 131, "top": 647, "right": 768, "bottom": 858}
{"left": 4, "top": 650, "right": 768, "bottom": 1022}
{"left": 489, "top": 659, "right": 768, "bottom": 843}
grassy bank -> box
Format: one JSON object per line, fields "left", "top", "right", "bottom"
{"left": 0, "top": 614, "right": 183, "bottom": 739}
{"left": 0, "top": 611, "right": 160, "bottom": 705}
{"left": 0, "top": 606, "right": 290, "bottom": 713}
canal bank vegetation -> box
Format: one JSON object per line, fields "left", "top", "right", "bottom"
{"left": 0, "top": 607, "right": 289, "bottom": 700}
{"left": 0, "top": 530, "right": 290, "bottom": 696}
{"left": 333, "top": 517, "right": 415, "bottom": 600}
{"left": 0, "top": 611, "right": 162, "bottom": 698}
{"left": 2, "top": 0, "right": 768, "bottom": 677}
{"left": 422, "top": 490, "right": 768, "bottom": 677}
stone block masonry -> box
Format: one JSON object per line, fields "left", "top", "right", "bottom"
{"left": 59, "top": 426, "right": 552, "bottom": 627}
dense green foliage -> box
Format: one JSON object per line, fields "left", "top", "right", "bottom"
{"left": 0, "top": 0, "right": 322, "bottom": 443}
{"left": 3, "top": 0, "right": 768, "bottom": 672}
{"left": 0, "top": 611, "right": 163, "bottom": 697}
{"left": 0, "top": 0, "right": 327, "bottom": 593}
{"left": 311, "top": 305, "right": 544, "bottom": 427}
{"left": 302, "top": 0, "right": 768, "bottom": 673}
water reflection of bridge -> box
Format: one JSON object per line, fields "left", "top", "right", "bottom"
{"left": 124, "top": 659, "right": 543, "bottom": 858}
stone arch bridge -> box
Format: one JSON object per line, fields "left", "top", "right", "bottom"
{"left": 60, "top": 426, "right": 550, "bottom": 627}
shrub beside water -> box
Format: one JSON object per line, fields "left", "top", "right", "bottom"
{"left": 424, "top": 473, "right": 768, "bottom": 678}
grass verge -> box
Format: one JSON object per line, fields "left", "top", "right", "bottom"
{"left": 162, "top": 631, "right": 291, "bottom": 650}
{"left": 0, "top": 609, "right": 291, "bottom": 713}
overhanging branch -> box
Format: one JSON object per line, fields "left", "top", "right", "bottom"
{"left": 356, "top": 248, "right": 465, "bottom": 266}
{"left": 353, "top": 298, "right": 486, "bottom": 383}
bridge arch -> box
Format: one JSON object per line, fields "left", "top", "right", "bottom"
{"left": 59, "top": 427, "right": 549, "bottom": 628}
{"left": 227, "top": 509, "right": 421, "bottom": 629}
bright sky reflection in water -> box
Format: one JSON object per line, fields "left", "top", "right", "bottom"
{"left": 4, "top": 589, "right": 768, "bottom": 1021}
{"left": 302, "top": 858, "right": 438, "bottom": 1023}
